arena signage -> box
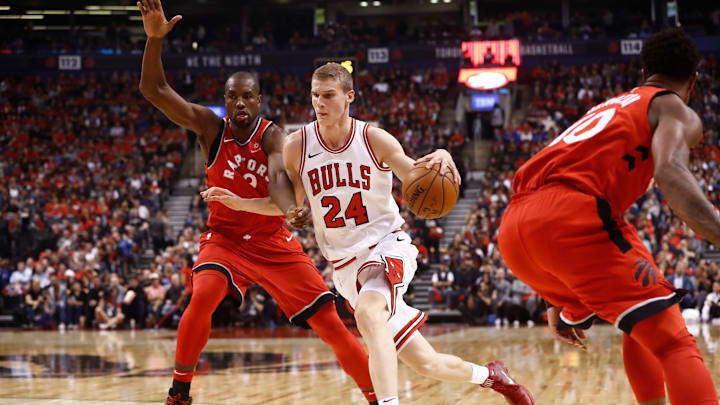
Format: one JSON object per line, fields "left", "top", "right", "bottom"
{"left": 520, "top": 43, "right": 574, "bottom": 56}
{"left": 58, "top": 55, "right": 82, "bottom": 70}
{"left": 471, "top": 93, "right": 499, "bottom": 111}
{"left": 461, "top": 40, "right": 521, "bottom": 66}
{"left": 620, "top": 39, "right": 643, "bottom": 55}
{"left": 435, "top": 46, "right": 463, "bottom": 59}
{"left": 458, "top": 67, "right": 517, "bottom": 90}
{"left": 368, "top": 48, "right": 389, "bottom": 64}
{"left": 185, "top": 54, "right": 262, "bottom": 68}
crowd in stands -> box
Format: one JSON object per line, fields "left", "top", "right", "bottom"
{"left": 0, "top": 71, "right": 189, "bottom": 329}
{"left": 2, "top": 51, "right": 720, "bottom": 331}
{"left": 3, "top": 6, "right": 719, "bottom": 55}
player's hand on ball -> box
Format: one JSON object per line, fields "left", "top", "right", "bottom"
{"left": 285, "top": 206, "right": 311, "bottom": 229}
{"left": 547, "top": 306, "right": 588, "bottom": 351}
{"left": 415, "top": 149, "right": 461, "bottom": 185}
{"left": 137, "top": 0, "right": 182, "bottom": 39}
{"left": 201, "top": 187, "right": 243, "bottom": 211}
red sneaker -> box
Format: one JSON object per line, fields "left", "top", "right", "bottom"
{"left": 482, "top": 361, "right": 534, "bottom": 405}
{"left": 165, "top": 389, "right": 192, "bottom": 405}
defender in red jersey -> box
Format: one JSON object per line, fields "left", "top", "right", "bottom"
{"left": 137, "top": 1, "right": 376, "bottom": 404}
{"left": 498, "top": 29, "right": 718, "bottom": 405}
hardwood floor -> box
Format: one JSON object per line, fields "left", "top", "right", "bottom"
{"left": 1, "top": 323, "right": 719, "bottom": 404}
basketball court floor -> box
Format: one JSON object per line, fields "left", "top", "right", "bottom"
{"left": 1, "top": 323, "right": 719, "bottom": 404}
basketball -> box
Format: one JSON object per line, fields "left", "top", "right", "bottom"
{"left": 402, "top": 163, "right": 459, "bottom": 219}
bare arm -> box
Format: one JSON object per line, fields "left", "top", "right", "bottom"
{"left": 650, "top": 94, "right": 720, "bottom": 246}
{"left": 366, "top": 126, "right": 461, "bottom": 184}
{"left": 136, "top": 0, "right": 221, "bottom": 159}
{"left": 282, "top": 130, "right": 309, "bottom": 207}
{"left": 264, "top": 125, "right": 301, "bottom": 214}
{"left": 201, "top": 187, "right": 283, "bottom": 216}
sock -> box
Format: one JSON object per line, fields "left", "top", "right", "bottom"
{"left": 622, "top": 333, "right": 665, "bottom": 402}
{"left": 170, "top": 380, "right": 191, "bottom": 398}
{"left": 171, "top": 271, "right": 228, "bottom": 392}
{"left": 469, "top": 363, "right": 490, "bottom": 385}
{"left": 379, "top": 396, "right": 399, "bottom": 405}
{"left": 307, "top": 301, "right": 376, "bottom": 403}
{"left": 630, "top": 305, "right": 718, "bottom": 405}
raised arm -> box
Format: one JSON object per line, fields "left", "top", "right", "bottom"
{"left": 136, "top": 0, "right": 221, "bottom": 158}
{"left": 366, "top": 126, "right": 461, "bottom": 184}
{"left": 651, "top": 93, "right": 720, "bottom": 246}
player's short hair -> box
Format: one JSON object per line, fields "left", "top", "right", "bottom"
{"left": 312, "top": 63, "right": 353, "bottom": 92}
{"left": 226, "top": 71, "right": 260, "bottom": 94}
{"left": 641, "top": 28, "right": 699, "bottom": 81}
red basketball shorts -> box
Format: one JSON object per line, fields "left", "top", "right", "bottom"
{"left": 498, "top": 183, "right": 683, "bottom": 334}
{"left": 192, "top": 227, "right": 334, "bottom": 327}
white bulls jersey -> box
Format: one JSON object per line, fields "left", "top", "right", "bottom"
{"left": 299, "top": 118, "right": 405, "bottom": 261}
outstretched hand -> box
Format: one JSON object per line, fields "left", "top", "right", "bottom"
{"left": 200, "top": 187, "right": 243, "bottom": 211}
{"left": 547, "top": 306, "right": 588, "bottom": 350}
{"left": 285, "top": 206, "right": 311, "bottom": 229}
{"left": 137, "top": 0, "right": 182, "bottom": 39}
{"left": 415, "top": 149, "right": 462, "bottom": 185}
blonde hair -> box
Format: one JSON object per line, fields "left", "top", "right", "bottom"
{"left": 312, "top": 63, "right": 353, "bottom": 92}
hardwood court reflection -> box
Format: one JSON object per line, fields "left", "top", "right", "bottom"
{"left": 1, "top": 323, "right": 719, "bottom": 404}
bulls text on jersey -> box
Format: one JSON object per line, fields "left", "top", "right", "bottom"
{"left": 307, "top": 163, "right": 371, "bottom": 196}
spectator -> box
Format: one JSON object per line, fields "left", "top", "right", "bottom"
{"left": 144, "top": 272, "right": 167, "bottom": 327}
{"left": 160, "top": 273, "right": 188, "bottom": 328}
{"left": 450, "top": 260, "right": 480, "bottom": 309}
{"left": 426, "top": 221, "right": 443, "bottom": 263}
{"left": 24, "top": 279, "right": 51, "bottom": 328}
{"left": 95, "top": 286, "right": 125, "bottom": 330}
{"left": 122, "top": 276, "right": 148, "bottom": 329}
{"left": 67, "top": 279, "right": 87, "bottom": 329}
{"left": 46, "top": 272, "right": 69, "bottom": 330}
{"left": 509, "top": 273, "right": 540, "bottom": 325}
{"left": 428, "top": 263, "right": 454, "bottom": 310}
{"left": 86, "top": 276, "right": 103, "bottom": 327}
{"left": 667, "top": 259, "right": 698, "bottom": 310}
{"left": 459, "top": 283, "right": 492, "bottom": 325}
{"left": 701, "top": 282, "right": 720, "bottom": 323}
{"left": 9, "top": 261, "right": 32, "bottom": 288}
{"left": 494, "top": 270, "right": 528, "bottom": 326}
{"left": 235, "top": 286, "right": 278, "bottom": 327}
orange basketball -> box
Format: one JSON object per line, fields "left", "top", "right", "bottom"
{"left": 402, "top": 163, "right": 459, "bottom": 219}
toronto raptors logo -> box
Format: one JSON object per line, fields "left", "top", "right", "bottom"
{"left": 250, "top": 142, "right": 261, "bottom": 153}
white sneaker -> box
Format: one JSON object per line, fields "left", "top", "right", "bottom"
{"left": 98, "top": 323, "right": 108, "bottom": 330}
{"left": 494, "top": 318, "right": 501, "bottom": 327}
{"left": 513, "top": 320, "right": 520, "bottom": 328}
{"left": 58, "top": 323, "right": 66, "bottom": 332}
{"left": 527, "top": 320, "right": 535, "bottom": 328}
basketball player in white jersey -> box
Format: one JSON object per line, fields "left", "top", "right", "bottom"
{"left": 205, "top": 63, "right": 533, "bottom": 405}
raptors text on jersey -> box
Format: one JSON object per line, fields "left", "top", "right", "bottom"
{"left": 205, "top": 117, "right": 284, "bottom": 241}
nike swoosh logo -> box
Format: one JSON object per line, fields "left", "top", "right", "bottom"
{"left": 396, "top": 237, "right": 405, "bottom": 242}
{"left": 223, "top": 138, "right": 234, "bottom": 143}
{"left": 308, "top": 152, "right": 323, "bottom": 158}
{"left": 285, "top": 235, "right": 293, "bottom": 242}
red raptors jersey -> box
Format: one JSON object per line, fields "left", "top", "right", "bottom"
{"left": 205, "top": 117, "right": 284, "bottom": 241}
{"left": 513, "top": 86, "right": 671, "bottom": 217}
